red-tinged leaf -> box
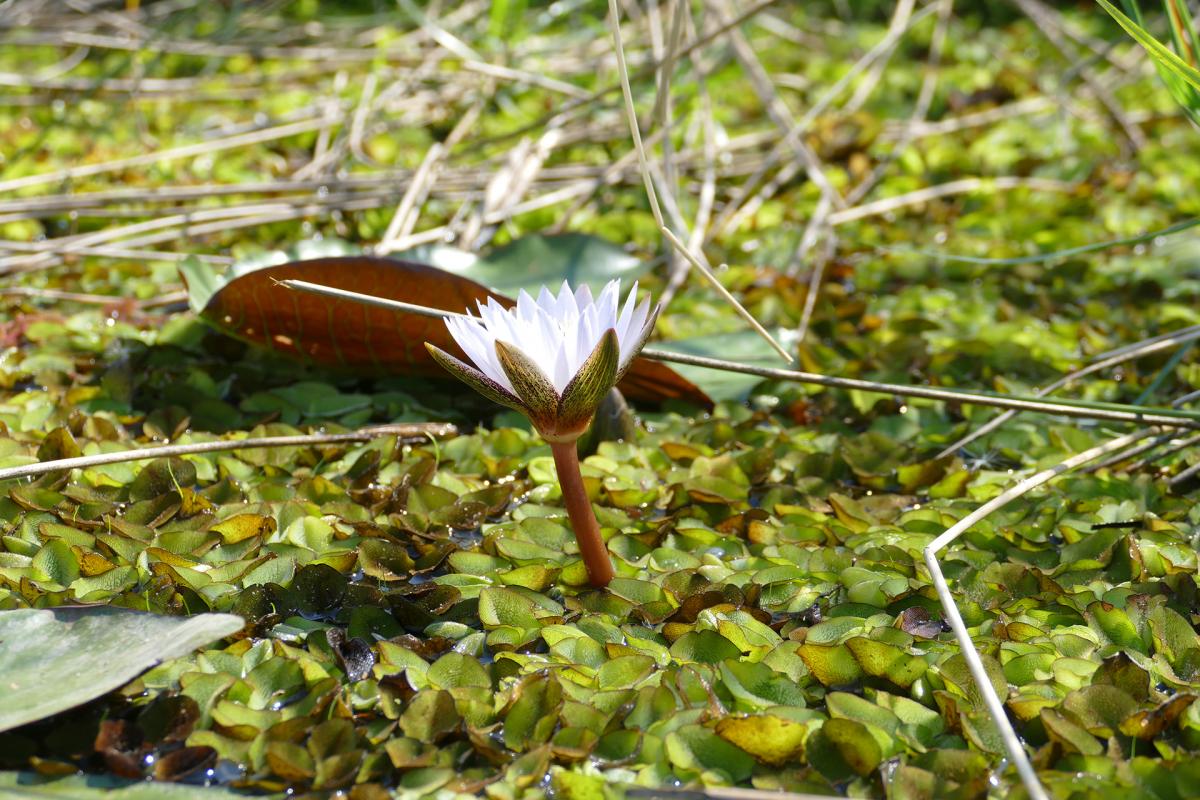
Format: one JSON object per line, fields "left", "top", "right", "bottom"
{"left": 185, "top": 256, "right": 711, "bottom": 409}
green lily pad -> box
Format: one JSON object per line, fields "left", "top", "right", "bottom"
{"left": 652, "top": 329, "right": 792, "bottom": 401}
{"left": 439, "top": 233, "right": 647, "bottom": 297}
{"left": 0, "top": 607, "right": 242, "bottom": 732}
{"left": 0, "top": 772, "right": 259, "bottom": 798}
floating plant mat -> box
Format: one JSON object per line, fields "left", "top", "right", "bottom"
{"left": 6, "top": 0, "right": 1200, "bottom": 797}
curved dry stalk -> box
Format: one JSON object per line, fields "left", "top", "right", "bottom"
{"left": 606, "top": 0, "right": 666, "bottom": 230}
{"left": 461, "top": 0, "right": 782, "bottom": 156}
{"left": 1121, "top": 431, "right": 1200, "bottom": 474}
{"left": 1167, "top": 451, "right": 1200, "bottom": 487}
{"left": 847, "top": 0, "right": 953, "bottom": 205}
{"left": 0, "top": 117, "right": 338, "bottom": 195}
{"left": 791, "top": 194, "right": 835, "bottom": 344}
{"left": 3, "top": 196, "right": 405, "bottom": 274}
{"left": 884, "top": 216, "right": 1200, "bottom": 266}
{"left": 0, "top": 188, "right": 426, "bottom": 270}
{"left": 1013, "top": 0, "right": 1146, "bottom": 152}
{"left": 704, "top": 0, "right": 942, "bottom": 243}
{"left": 1085, "top": 427, "right": 1170, "bottom": 472}
{"left": 605, "top": 0, "right": 792, "bottom": 363}
{"left": 924, "top": 430, "right": 1151, "bottom": 800}
{"left": 378, "top": 143, "right": 446, "bottom": 254}
{"left": 708, "top": 0, "right": 844, "bottom": 209}
{"left": 0, "top": 424, "right": 456, "bottom": 483}
{"left": 936, "top": 324, "right": 1200, "bottom": 459}
{"left": 887, "top": 96, "right": 1056, "bottom": 140}
{"left": 0, "top": 283, "right": 184, "bottom": 308}
{"left": 658, "top": 228, "right": 794, "bottom": 362}
{"left": 828, "top": 176, "right": 1075, "bottom": 226}
{"left": 2, "top": 29, "right": 429, "bottom": 63}
{"left": 642, "top": 348, "right": 1200, "bottom": 427}
{"left": 844, "top": 0, "right": 917, "bottom": 113}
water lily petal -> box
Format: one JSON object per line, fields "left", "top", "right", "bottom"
{"left": 615, "top": 281, "right": 639, "bottom": 342}
{"left": 553, "top": 281, "right": 576, "bottom": 319}
{"left": 445, "top": 316, "right": 512, "bottom": 392}
{"left": 536, "top": 285, "right": 557, "bottom": 317}
{"left": 619, "top": 297, "right": 652, "bottom": 368}
{"left": 574, "top": 283, "right": 594, "bottom": 313}
{"left": 595, "top": 280, "right": 620, "bottom": 329}
{"left": 616, "top": 302, "right": 660, "bottom": 380}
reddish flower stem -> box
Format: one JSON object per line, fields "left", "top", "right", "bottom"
{"left": 549, "top": 441, "right": 615, "bottom": 588}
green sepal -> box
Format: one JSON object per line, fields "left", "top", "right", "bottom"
{"left": 494, "top": 339, "right": 560, "bottom": 429}
{"left": 614, "top": 304, "right": 660, "bottom": 383}
{"left": 425, "top": 343, "right": 527, "bottom": 413}
{"left": 558, "top": 328, "right": 619, "bottom": 432}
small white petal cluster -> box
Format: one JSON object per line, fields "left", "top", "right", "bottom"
{"left": 445, "top": 280, "right": 652, "bottom": 395}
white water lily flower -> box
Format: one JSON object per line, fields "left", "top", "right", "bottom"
{"left": 425, "top": 280, "right": 658, "bottom": 441}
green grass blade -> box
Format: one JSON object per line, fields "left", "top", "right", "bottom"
{"left": 1097, "top": 0, "right": 1200, "bottom": 91}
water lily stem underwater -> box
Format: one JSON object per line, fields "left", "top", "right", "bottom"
{"left": 550, "top": 440, "right": 615, "bottom": 587}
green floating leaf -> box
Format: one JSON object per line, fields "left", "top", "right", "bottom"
{"left": 427, "top": 652, "right": 491, "bottom": 690}
{"left": 669, "top": 630, "right": 742, "bottom": 663}
{"left": 651, "top": 329, "right": 791, "bottom": 401}
{"left": 720, "top": 660, "right": 808, "bottom": 709}
{"left": 846, "top": 636, "right": 927, "bottom": 688}
{"left": 596, "top": 654, "right": 656, "bottom": 691}
{"left": 0, "top": 772, "right": 253, "bottom": 799}
{"left": 808, "top": 718, "right": 884, "bottom": 779}
{"left": 503, "top": 674, "right": 563, "bottom": 752}
{"left": 665, "top": 724, "right": 755, "bottom": 783}
{"left": 1041, "top": 708, "right": 1103, "bottom": 756}
{"left": 714, "top": 714, "right": 807, "bottom": 766}
{"left": 0, "top": 608, "right": 242, "bottom": 732}
{"left": 1119, "top": 694, "right": 1196, "bottom": 740}
{"left": 1086, "top": 600, "right": 1151, "bottom": 654}
{"left": 936, "top": 652, "right": 1009, "bottom": 709}
{"left": 1062, "top": 685, "right": 1139, "bottom": 738}
{"left": 798, "top": 642, "right": 865, "bottom": 687}
{"left": 434, "top": 233, "right": 648, "bottom": 297}
{"left": 478, "top": 586, "right": 541, "bottom": 630}
{"left": 29, "top": 540, "right": 79, "bottom": 587}
{"left": 358, "top": 538, "right": 416, "bottom": 581}
{"left": 400, "top": 689, "right": 460, "bottom": 742}
{"left": 1149, "top": 605, "right": 1200, "bottom": 675}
